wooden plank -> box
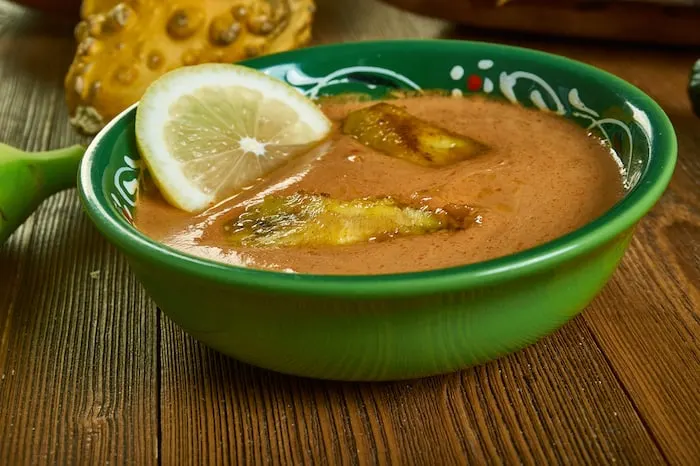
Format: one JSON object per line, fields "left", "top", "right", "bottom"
{"left": 583, "top": 98, "right": 699, "bottom": 465}
{"left": 0, "top": 195, "right": 160, "bottom": 466}
{"left": 439, "top": 30, "right": 700, "bottom": 464}
{"left": 0, "top": 5, "right": 159, "bottom": 465}
{"left": 497, "top": 40, "right": 700, "bottom": 465}
{"left": 580, "top": 56, "right": 700, "bottom": 465}
{"left": 379, "top": 0, "right": 700, "bottom": 46}
{"left": 159, "top": 315, "right": 666, "bottom": 465}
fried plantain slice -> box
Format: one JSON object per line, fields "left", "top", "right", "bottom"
{"left": 342, "top": 102, "right": 488, "bottom": 167}
{"left": 225, "top": 192, "right": 472, "bottom": 247}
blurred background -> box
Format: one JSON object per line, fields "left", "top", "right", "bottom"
{"left": 0, "top": 0, "right": 698, "bottom": 135}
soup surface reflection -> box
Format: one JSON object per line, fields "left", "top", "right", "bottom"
{"left": 134, "top": 95, "right": 625, "bottom": 275}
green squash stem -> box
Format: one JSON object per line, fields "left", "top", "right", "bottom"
{"left": 0, "top": 143, "right": 85, "bottom": 245}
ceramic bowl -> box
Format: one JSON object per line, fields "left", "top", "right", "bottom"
{"left": 77, "top": 40, "right": 677, "bottom": 381}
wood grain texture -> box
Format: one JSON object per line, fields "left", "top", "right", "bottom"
{"left": 582, "top": 61, "right": 700, "bottom": 464}
{"left": 438, "top": 33, "right": 700, "bottom": 464}
{"left": 0, "top": 3, "right": 159, "bottom": 465}
{"left": 379, "top": 0, "right": 700, "bottom": 46}
{"left": 160, "top": 315, "right": 666, "bottom": 465}
{"left": 0, "top": 0, "right": 698, "bottom": 464}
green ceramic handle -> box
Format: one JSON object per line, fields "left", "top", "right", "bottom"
{"left": 0, "top": 143, "right": 85, "bottom": 246}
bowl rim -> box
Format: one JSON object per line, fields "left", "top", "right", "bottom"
{"left": 77, "top": 39, "right": 677, "bottom": 297}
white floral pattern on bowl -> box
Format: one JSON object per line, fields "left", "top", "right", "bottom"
{"left": 110, "top": 60, "right": 649, "bottom": 220}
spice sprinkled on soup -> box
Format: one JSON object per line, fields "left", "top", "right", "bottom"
{"left": 134, "top": 95, "right": 625, "bottom": 275}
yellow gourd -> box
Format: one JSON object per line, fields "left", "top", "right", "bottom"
{"left": 65, "top": 0, "right": 316, "bottom": 135}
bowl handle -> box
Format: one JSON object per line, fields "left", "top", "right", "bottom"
{"left": 0, "top": 143, "right": 85, "bottom": 245}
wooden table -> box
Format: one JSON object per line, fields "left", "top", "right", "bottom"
{"left": 0, "top": 0, "right": 698, "bottom": 464}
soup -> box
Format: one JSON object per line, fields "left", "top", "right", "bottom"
{"left": 133, "top": 94, "right": 625, "bottom": 275}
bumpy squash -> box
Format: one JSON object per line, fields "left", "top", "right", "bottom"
{"left": 65, "top": 0, "right": 316, "bottom": 135}
{"left": 80, "top": 0, "right": 121, "bottom": 16}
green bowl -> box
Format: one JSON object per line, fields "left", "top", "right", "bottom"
{"left": 77, "top": 40, "right": 677, "bottom": 381}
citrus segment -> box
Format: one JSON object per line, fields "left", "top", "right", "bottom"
{"left": 135, "top": 63, "right": 331, "bottom": 212}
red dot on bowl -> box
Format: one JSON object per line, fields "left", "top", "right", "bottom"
{"left": 467, "top": 74, "right": 482, "bottom": 91}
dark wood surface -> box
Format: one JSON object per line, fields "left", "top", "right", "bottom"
{"left": 0, "top": 0, "right": 698, "bottom": 464}
{"left": 379, "top": 0, "right": 700, "bottom": 46}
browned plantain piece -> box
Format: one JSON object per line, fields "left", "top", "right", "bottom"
{"left": 65, "top": 0, "right": 316, "bottom": 135}
{"left": 225, "top": 192, "right": 474, "bottom": 247}
{"left": 342, "top": 102, "right": 488, "bottom": 167}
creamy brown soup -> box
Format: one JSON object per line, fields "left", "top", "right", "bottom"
{"left": 134, "top": 95, "right": 624, "bottom": 275}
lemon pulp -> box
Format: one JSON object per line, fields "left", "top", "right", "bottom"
{"left": 135, "top": 64, "right": 332, "bottom": 212}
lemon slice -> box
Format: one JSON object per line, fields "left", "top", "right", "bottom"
{"left": 135, "top": 63, "right": 332, "bottom": 212}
